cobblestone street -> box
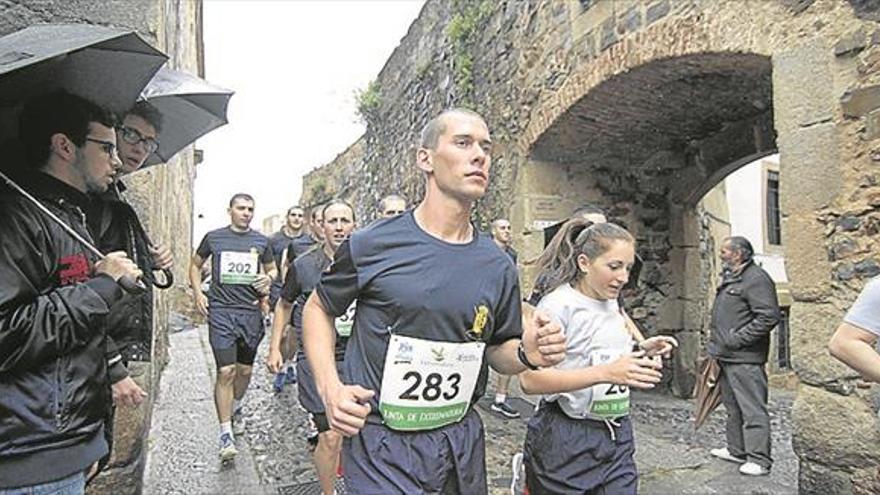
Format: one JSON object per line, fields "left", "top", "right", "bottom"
{"left": 146, "top": 325, "right": 797, "bottom": 494}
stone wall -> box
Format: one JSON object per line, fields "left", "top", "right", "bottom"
{"left": 306, "top": 0, "right": 880, "bottom": 491}
{"left": 1, "top": 2, "right": 201, "bottom": 493}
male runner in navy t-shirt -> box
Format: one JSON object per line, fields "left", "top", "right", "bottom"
{"left": 189, "top": 193, "right": 277, "bottom": 460}
{"left": 269, "top": 200, "right": 356, "bottom": 495}
{"left": 302, "top": 108, "right": 567, "bottom": 494}
{"left": 267, "top": 205, "right": 306, "bottom": 392}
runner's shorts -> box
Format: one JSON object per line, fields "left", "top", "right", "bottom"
{"left": 524, "top": 401, "right": 637, "bottom": 495}
{"left": 207, "top": 307, "right": 265, "bottom": 367}
{"left": 296, "top": 355, "right": 344, "bottom": 414}
{"left": 343, "top": 408, "right": 487, "bottom": 495}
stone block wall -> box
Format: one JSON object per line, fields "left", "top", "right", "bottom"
{"left": 305, "top": 0, "right": 880, "bottom": 491}
{"left": 1, "top": 2, "right": 201, "bottom": 493}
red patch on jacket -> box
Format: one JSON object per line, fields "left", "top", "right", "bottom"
{"left": 59, "top": 253, "right": 91, "bottom": 285}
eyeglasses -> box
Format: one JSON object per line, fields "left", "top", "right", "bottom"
{"left": 118, "top": 125, "right": 159, "bottom": 154}
{"left": 85, "top": 137, "right": 118, "bottom": 158}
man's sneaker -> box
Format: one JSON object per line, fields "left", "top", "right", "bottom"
{"left": 219, "top": 433, "right": 237, "bottom": 461}
{"left": 491, "top": 400, "right": 521, "bottom": 419}
{"left": 739, "top": 462, "right": 770, "bottom": 476}
{"left": 273, "top": 372, "right": 286, "bottom": 393}
{"left": 284, "top": 366, "right": 297, "bottom": 385}
{"left": 710, "top": 447, "right": 746, "bottom": 464}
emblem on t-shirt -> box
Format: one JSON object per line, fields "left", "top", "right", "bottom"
{"left": 468, "top": 304, "right": 490, "bottom": 341}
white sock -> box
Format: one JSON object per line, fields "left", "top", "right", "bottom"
{"left": 495, "top": 393, "right": 506, "bottom": 404}
{"left": 233, "top": 398, "right": 243, "bottom": 413}
{"left": 220, "top": 421, "right": 233, "bottom": 438}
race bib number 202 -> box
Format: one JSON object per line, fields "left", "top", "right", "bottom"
{"left": 219, "top": 251, "right": 259, "bottom": 285}
{"left": 379, "top": 335, "right": 484, "bottom": 431}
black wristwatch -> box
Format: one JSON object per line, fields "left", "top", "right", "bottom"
{"left": 517, "top": 341, "right": 540, "bottom": 371}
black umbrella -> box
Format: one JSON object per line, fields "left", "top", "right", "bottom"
{"left": 0, "top": 23, "right": 167, "bottom": 138}
{"left": 139, "top": 67, "right": 233, "bottom": 166}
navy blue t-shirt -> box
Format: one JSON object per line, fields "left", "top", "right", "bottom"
{"left": 280, "top": 245, "right": 347, "bottom": 361}
{"left": 196, "top": 227, "right": 273, "bottom": 311}
{"left": 286, "top": 233, "right": 318, "bottom": 263}
{"left": 315, "top": 211, "right": 522, "bottom": 420}
{"left": 269, "top": 230, "right": 299, "bottom": 269}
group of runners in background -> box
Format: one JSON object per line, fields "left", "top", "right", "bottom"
{"left": 188, "top": 108, "right": 681, "bottom": 495}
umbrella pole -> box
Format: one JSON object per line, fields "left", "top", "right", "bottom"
{"left": 0, "top": 169, "right": 145, "bottom": 293}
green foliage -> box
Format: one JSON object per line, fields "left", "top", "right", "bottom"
{"left": 446, "top": 0, "right": 494, "bottom": 106}
{"left": 308, "top": 177, "right": 328, "bottom": 202}
{"left": 355, "top": 80, "right": 381, "bottom": 123}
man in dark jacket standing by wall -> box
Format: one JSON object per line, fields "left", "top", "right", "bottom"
{"left": 707, "top": 236, "right": 780, "bottom": 477}
{"left": 0, "top": 91, "right": 142, "bottom": 493}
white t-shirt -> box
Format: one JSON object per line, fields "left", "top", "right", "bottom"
{"left": 845, "top": 276, "right": 880, "bottom": 337}
{"left": 537, "top": 284, "right": 633, "bottom": 419}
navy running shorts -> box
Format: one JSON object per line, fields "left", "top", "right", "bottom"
{"left": 207, "top": 308, "right": 265, "bottom": 368}
{"left": 343, "top": 408, "right": 487, "bottom": 494}
{"left": 523, "top": 401, "right": 637, "bottom": 495}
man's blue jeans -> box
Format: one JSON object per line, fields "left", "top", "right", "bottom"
{"left": 0, "top": 471, "right": 85, "bottom": 495}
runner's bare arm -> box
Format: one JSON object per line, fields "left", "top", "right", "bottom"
{"left": 188, "top": 253, "right": 208, "bottom": 316}
{"left": 829, "top": 322, "right": 880, "bottom": 383}
{"left": 268, "top": 298, "right": 293, "bottom": 373}
{"left": 520, "top": 352, "right": 663, "bottom": 394}
{"left": 303, "top": 292, "right": 374, "bottom": 436}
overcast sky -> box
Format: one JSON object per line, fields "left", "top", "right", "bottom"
{"left": 195, "top": 1, "right": 425, "bottom": 240}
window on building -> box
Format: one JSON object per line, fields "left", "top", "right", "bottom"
{"left": 766, "top": 170, "right": 781, "bottom": 245}
{"left": 777, "top": 307, "right": 791, "bottom": 369}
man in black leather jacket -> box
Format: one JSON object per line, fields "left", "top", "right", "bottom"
{"left": 707, "top": 236, "right": 780, "bottom": 477}
{"left": 0, "top": 91, "right": 142, "bottom": 492}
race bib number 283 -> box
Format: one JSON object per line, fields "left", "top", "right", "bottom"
{"left": 379, "top": 335, "right": 484, "bottom": 431}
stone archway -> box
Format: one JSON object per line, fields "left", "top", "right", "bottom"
{"left": 519, "top": 51, "right": 776, "bottom": 396}
{"left": 507, "top": 4, "right": 880, "bottom": 492}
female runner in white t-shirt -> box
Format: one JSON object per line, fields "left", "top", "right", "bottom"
{"left": 520, "top": 220, "right": 677, "bottom": 494}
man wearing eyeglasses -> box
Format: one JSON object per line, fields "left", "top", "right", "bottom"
{"left": 84, "top": 101, "right": 174, "bottom": 480}
{"left": 0, "top": 90, "right": 143, "bottom": 494}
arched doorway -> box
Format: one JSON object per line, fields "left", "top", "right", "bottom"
{"left": 520, "top": 51, "right": 777, "bottom": 396}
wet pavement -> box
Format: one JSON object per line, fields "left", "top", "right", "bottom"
{"left": 145, "top": 325, "right": 797, "bottom": 494}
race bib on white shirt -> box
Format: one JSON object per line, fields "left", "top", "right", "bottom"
{"left": 335, "top": 300, "right": 357, "bottom": 337}
{"left": 379, "top": 335, "right": 484, "bottom": 431}
{"left": 587, "top": 349, "right": 630, "bottom": 419}
{"left": 219, "top": 251, "right": 259, "bottom": 285}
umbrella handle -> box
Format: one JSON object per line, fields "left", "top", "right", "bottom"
{"left": 151, "top": 268, "right": 174, "bottom": 289}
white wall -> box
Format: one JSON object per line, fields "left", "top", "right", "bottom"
{"left": 723, "top": 154, "right": 788, "bottom": 283}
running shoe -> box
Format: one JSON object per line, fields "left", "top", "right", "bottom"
{"left": 739, "top": 462, "right": 770, "bottom": 476}
{"left": 273, "top": 372, "right": 286, "bottom": 393}
{"left": 491, "top": 400, "right": 521, "bottom": 419}
{"left": 219, "top": 433, "right": 237, "bottom": 461}
{"left": 710, "top": 447, "right": 746, "bottom": 463}
{"left": 284, "top": 365, "right": 297, "bottom": 385}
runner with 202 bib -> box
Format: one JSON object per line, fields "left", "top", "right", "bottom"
{"left": 189, "top": 193, "right": 276, "bottom": 461}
